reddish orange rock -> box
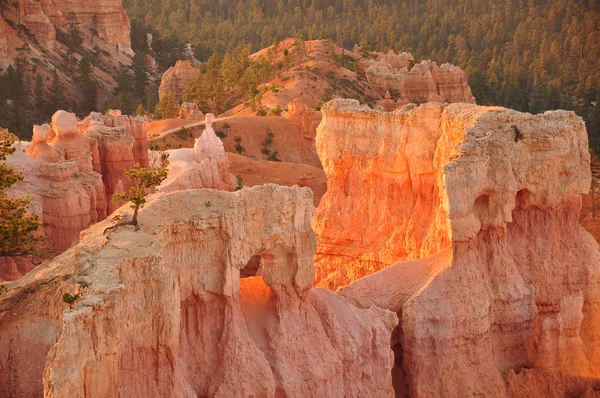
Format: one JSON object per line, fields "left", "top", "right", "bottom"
{"left": 0, "top": 185, "right": 397, "bottom": 397}
{"left": 320, "top": 99, "right": 599, "bottom": 397}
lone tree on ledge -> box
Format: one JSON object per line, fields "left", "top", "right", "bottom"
{"left": 104, "top": 161, "right": 168, "bottom": 234}
{"left": 0, "top": 131, "right": 44, "bottom": 257}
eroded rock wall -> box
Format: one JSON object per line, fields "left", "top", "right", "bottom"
{"left": 0, "top": 185, "right": 397, "bottom": 397}
{"left": 364, "top": 51, "right": 476, "bottom": 106}
{"left": 19, "top": 0, "right": 132, "bottom": 53}
{"left": 322, "top": 99, "right": 599, "bottom": 397}
{"left": 4, "top": 110, "right": 148, "bottom": 257}
{"left": 314, "top": 101, "right": 451, "bottom": 289}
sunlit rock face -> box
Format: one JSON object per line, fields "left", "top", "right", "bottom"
{"left": 0, "top": 185, "right": 397, "bottom": 397}
{"left": 314, "top": 101, "right": 451, "bottom": 289}
{"left": 18, "top": 0, "right": 132, "bottom": 54}
{"left": 3, "top": 110, "right": 148, "bottom": 258}
{"left": 318, "top": 99, "right": 599, "bottom": 397}
{"left": 158, "top": 114, "right": 234, "bottom": 192}
{"left": 364, "top": 51, "right": 476, "bottom": 106}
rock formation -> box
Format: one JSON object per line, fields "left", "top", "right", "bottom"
{"left": 0, "top": 18, "right": 8, "bottom": 64}
{"left": 0, "top": 185, "right": 397, "bottom": 397}
{"left": 179, "top": 102, "right": 204, "bottom": 121}
{"left": 286, "top": 98, "right": 320, "bottom": 140}
{"left": 314, "top": 101, "right": 451, "bottom": 289}
{"left": 4, "top": 110, "right": 148, "bottom": 261}
{"left": 364, "top": 50, "right": 476, "bottom": 105}
{"left": 159, "top": 113, "right": 234, "bottom": 192}
{"left": 16, "top": 0, "right": 132, "bottom": 54}
{"left": 158, "top": 60, "right": 200, "bottom": 101}
{"left": 317, "top": 99, "right": 599, "bottom": 397}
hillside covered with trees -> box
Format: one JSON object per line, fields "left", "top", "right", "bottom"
{"left": 124, "top": 0, "right": 600, "bottom": 148}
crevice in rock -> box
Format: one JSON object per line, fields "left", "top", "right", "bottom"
{"left": 392, "top": 312, "right": 410, "bottom": 398}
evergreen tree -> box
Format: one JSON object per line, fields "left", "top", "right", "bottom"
{"left": 46, "top": 70, "right": 67, "bottom": 116}
{"left": 0, "top": 131, "right": 44, "bottom": 257}
{"left": 154, "top": 93, "right": 179, "bottom": 119}
{"left": 66, "top": 11, "right": 84, "bottom": 50}
{"left": 78, "top": 56, "right": 99, "bottom": 114}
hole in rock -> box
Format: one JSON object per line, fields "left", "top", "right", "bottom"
{"left": 515, "top": 189, "right": 532, "bottom": 210}
{"left": 473, "top": 193, "right": 491, "bottom": 222}
{"left": 239, "top": 274, "right": 273, "bottom": 354}
{"left": 240, "top": 255, "right": 263, "bottom": 278}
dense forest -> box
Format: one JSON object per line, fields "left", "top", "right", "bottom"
{"left": 124, "top": 0, "right": 600, "bottom": 149}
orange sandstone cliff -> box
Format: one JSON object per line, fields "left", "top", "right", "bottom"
{"left": 317, "top": 99, "right": 599, "bottom": 397}
{"left": 0, "top": 185, "right": 397, "bottom": 397}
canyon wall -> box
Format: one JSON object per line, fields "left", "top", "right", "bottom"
{"left": 318, "top": 99, "right": 599, "bottom": 397}
{"left": 16, "top": 0, "right": 132, "bottom": 54}
{"left": 314, "top": 101, "right": 451, "bottom": 289}
{"left": 0, "top": 185, "right": 397, "bottom": 397}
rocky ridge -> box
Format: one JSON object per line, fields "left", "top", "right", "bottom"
{"left": 0, "top": 185, "right": 397, "bottom": 397}
{"left": 316, "top": 99, "right": 599, "bottom": 397}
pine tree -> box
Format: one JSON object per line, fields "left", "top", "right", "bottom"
{"left": 588, "top": 100, "right": 600, "bottom": 152}
{"left": 45, "top": 70, "right": 67, "bottom": 116}
{"left": 34, "top": 74, "right": 45, "bottom": 115}
{"left": 221, "top": 53, "right": 239, "bottom": 90}
{"left": 155, "top": 93, "right": 179, "bottom": 119}
{"left": 0, "top": 131, "right": 44, "bottom": 257}
{"left": 66, "top": 11, "right": 84, "bottom": 50}
{"left": 104, "top": 161, "right": 169, "bottom": 233}
{"left": 79, "top": 56, "right": 98, "bottom": 114}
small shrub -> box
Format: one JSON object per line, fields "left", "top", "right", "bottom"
{"left": 216, "top": 130, "right": 227, "bottom": 139}
{"left": 177, "top": 127, "right": 190, "bottom": 139}
{"left": 267, "top": 150, "right": 281, "bottom": 162}
{"left": 236, "top": 174, "right": 244, "bottom": 191}
{"left": 325, "top": 71, "right": 335, "bottom": 79}
{"left": 63, "top": 292, "right": 80, "bottom": 308}
{"left": 268, "top": 105, "right": 283, "bottom": 116}
{"left": 234, "top": 136, "right": 244, "bottom": 154}
{"left": 256, "top": 107, "right": 267, "bottom": 116}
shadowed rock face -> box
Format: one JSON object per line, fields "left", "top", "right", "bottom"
{"left": 317, "top": 99, "right": 600, "bottom": 397}
{"left": 0, "top": 185, "right": 397, "bottom": 397}
{"left": 158, "top": 60, "right": 200, "bottom": 101}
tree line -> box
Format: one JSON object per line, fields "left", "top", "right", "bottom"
{"left": 123, "top": 0, "right": 600, "bottom": 149}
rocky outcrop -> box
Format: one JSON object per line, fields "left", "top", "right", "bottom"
{"left": 364, "top": 51, "right": 476, "bottom": 106}
{"left": 318, "top": 99, "right": 599, "bottom": 397}
{"left": 4, "top": 110, "right": 148, "bottom": 258}
{"left": 158, "top": 60, "right": 200, "bottom": 101}
{"left": 159, "top": 114, "right": 234, "bottom": 192}
{"left": 20, "top": 0, "right": 57, "bottom": 49}
{"left": 0, "top": 185, "right": 397, "bottom": 397}
{"left": 18, "top": 0, "right": 132, "bottom": 54}
{"left": 180, "top": 102, "right": 204, "bottom": 121}
{"left": 314, "top": 101, "right": 451, "bottom": 289}
{"left": 286, "top": 98, "right": 320, "bottom": 140}
{"left": 0, "top": 18, "right": 9, "bottom": 63}
{"left": 83, "top": 111, "right": 150, "bottom": 213}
